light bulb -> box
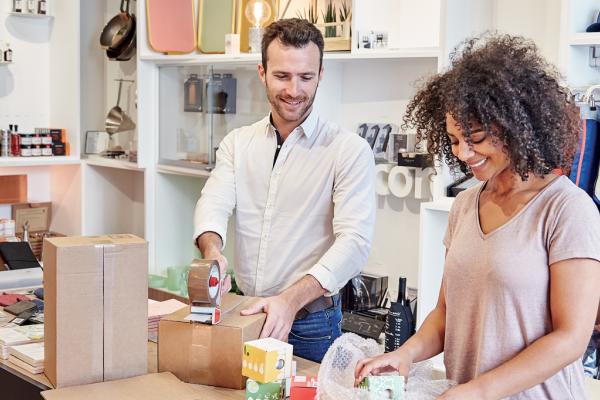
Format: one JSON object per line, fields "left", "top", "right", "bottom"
{"left": 244, "top": 0, "right": 271, "bottom": 28}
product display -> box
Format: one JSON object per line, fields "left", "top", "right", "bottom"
{"left": 183, "top": 74, "right": 203, "bottom": 112}
{"left": 385, "top": 277, "right": 415, "bottom": 353}
{"left": 206, "top": 73, "right": 237, "bottom": 114}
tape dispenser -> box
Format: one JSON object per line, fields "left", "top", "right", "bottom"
{"left": 184, "top": 259, "right": 222, "bottom": 324}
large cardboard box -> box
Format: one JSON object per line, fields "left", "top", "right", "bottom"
{"left": 158, "top": 293, "right": 266, "bottom": 389}
{"left": 43, "top": 234, "right": 148, "bottom": 388}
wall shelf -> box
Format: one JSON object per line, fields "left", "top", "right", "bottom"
{"left": 0, "top": 155, "right": 79, "bottom": 167}
{"left": 140, "top": 47, "right": 440, "bottom": 66}
{"left": 156, "top": 163, "right": 211, "bottom": 178}
{"left": 8, "top": 11, "right": 53, "bottom": 19}
{"left": 84, "top": 157, "right": 144, "bottom": 172}
{"left": 569, "top": 33, "right": 600, "bottom": 46}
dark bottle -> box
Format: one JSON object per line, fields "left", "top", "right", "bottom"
{"left": 184, "top": 73, "right": 203, "bottom": 112}
{"left": 38, "top": 0, "right": 47, "bottom": 15}
{"left": 4, "top": 43, "right": 13, "bottom": 63}
{"left": 384, "top": 277, "right": 414, "bottom": 353}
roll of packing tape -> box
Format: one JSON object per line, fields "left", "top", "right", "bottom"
{"left": 414, "top": 167, "right": 435, "bottom": 199}
{"left": 374, "top": 163, "right": 393, "bottom": 196}
{"left": 187, "top": 259, "right": 221, "bottom": 306}
{"left": 388, "top": 166, "right": 413, "bottom": 198}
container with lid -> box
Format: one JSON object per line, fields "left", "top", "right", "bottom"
{"left": 31, "top": 145, "right": 42, "bottom": 156}
{"left": 20, "top": 145, "right": 32, "bottom": 157}
{"left": 42, "top": 145, "right": 52, "bottom": 156}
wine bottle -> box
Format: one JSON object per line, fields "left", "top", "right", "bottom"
{"left": 384, "top": 277, "right": 414, "bottom": 352}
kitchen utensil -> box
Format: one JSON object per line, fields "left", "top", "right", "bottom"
{"left": 100, "top": 0, "right": 134, "bottom": 50}
{"left": 105, "top": 79, "right": 136, "bottom": 135}
{"left": 106, "top": 14, "right": 137, "bottom": 61}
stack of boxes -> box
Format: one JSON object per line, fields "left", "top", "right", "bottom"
{"left": 242, "top": 338, "right": 319, "bottom": 400}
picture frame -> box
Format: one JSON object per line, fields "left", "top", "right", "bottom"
{"left": 84, "top": 131, "right": 110, "bottom": 155}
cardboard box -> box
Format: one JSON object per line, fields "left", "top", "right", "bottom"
{"left": 41, "top": 372, "right": 202, "bottom": 400}
{"left": 43, "top": 234, "right": 148, "bottom": 388}
{"left": 0, "top": 175, "right": 27, "bottom": 204}
{"left": 242, "top": 337, "right": 293, "bottom": 383}
{"left": 158, "top": 293, "right": 266, "bottom": 389}
{"left": 289, "top": 376, "right": 318, "bottom": 400}
{"left": 245, "top": 378, "right": 284, "bottom": 400}
{"left": 359, "top": 375, "right": 405, "bottom": 399}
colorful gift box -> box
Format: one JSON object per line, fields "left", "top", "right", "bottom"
{"left": 359, "top": 375, "right": 405, "bottom": 399}
{"left": 242, "top": 338, "right": 293, "bottom": 383}
{"left": 245, "top": 378, "right": 284, "bottom": 400}
{"left": 289, "top": 375, "right": 318, "bottom": 400}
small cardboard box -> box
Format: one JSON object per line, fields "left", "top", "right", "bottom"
{"left": 289, "top": 376, "right": 318, "bottom": 400}
{"left": 245, "top": 378, "right": 284, "bottom": 400}
{"left": 359, "top": 375, "right": 405, "bottom": 400}
{"left": 242, "top": 337, "right": 293, "bottom": 383}
{"left": 158, "top": 293, "right": 266, "bottom": 389}
{"left": 43, "top": 234, "right": 148, "bottom": 388}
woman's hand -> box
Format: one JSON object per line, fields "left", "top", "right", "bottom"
{"left": 354, "top": 348, "right": 413, "bottom": 386}
{"left": 436, "top": 382, "right": 486, "bottom": 400}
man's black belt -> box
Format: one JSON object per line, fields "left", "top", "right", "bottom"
{"left": 294, "top": 294, "right": 339, "bottom": 320}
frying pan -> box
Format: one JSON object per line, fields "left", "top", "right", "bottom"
{"left": 106, "top": 14, "right": 137, "bottom": 61}
{"left": 100, "top": 0, "right": 134, "bottom": 50}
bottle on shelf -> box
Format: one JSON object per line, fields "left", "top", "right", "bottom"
{"left": 38, "top": 0, "right": 47, "bottom": 15}
{"left": 13, "top": 0, "right": 23, "bottom": 13}
{"left": 1, "top": 129, "right": 10, "bottom": 157}
{"left": 27, "top": 0, "right": 36, "bottom": 13}
{"left": 384, "top": 277, "right": 415, "bottom": 353}
{"left": 4, "top": 43, "right": 13, "bottom": 63}
{"left": 10, "top": 124, "right": 20, "bottom": 156}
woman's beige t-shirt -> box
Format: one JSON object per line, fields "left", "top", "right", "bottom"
{"left": 443, "top": 176, "right": 600, "bottom": 399}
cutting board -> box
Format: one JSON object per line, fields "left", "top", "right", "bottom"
{"left": 146, "top": 0, "right": 196, "bottom": 54}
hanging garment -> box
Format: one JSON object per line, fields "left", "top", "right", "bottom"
{"left": 569, "top": 105, "right": 600, "bottom": 211}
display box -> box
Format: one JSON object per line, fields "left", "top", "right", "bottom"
{"left": 0, "top": 175, "right": 27, "bottom": 204}
{"left": 43, "top": 234, "right": 148, "bottom": 388}
{"left": 242, "top": 337, "right": 293, "bottom": 383}
{"left": 158, "top": 293, "right": 266, "bottom": 389}
{"left": 245, "top": 378, "right": 284, "bottom": 400}
{"left": 359, "top": 375, "right": 405, "bottom": 399}
{"left": 289, "top": 376, "right": 318, "bottom": 400}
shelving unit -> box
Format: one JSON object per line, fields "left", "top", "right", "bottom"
{"left": 0, "top": 155, "right": 79, "bottom": 167}
{"left": 156, "top": 164, "right": 211, "bottom": 178}
{"left": 569, "top": 32, "right": 600, "bottom": 46}
{"left": 8, "top": 12, "right": 53, "bottom": 19}
{"left": 84, "top": 157, "right": 144, "bottom": 172}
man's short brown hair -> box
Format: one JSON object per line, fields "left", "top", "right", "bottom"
{"left": 261, "top": 18, "right": 324, "bottom": 71}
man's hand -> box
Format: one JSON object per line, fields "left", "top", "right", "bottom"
{"left": 240, "top": 295, "right": 298, "bottom": 341}
{"left": 196, "top": 232, "right": 230, "bottom": 296}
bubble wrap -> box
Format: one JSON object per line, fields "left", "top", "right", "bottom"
{"left": 317, "top": 333, "right": 456, "bottom": 400}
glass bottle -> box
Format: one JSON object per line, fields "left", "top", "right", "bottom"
{"left": 183, "top": 73, "right": 203, "bottom": 112}
{"left": 4, "top": 44, "right": 13, "bottom": 63}
{"left": 27, "top": 0, "right": 36, "bottom": 13}
{"left": 14, "top": 0, "right": 23, "bottom": 13}
{"left": 38, "top": 0, "right": 47, "bottom": 15}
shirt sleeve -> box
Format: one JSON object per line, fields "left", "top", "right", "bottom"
{"left": 193, "top": 131, "right": 237, "bottom": 249}
{"left": 308, "top": 135, "right": 376, "bottom": 295}
{"left": 548, "top": 189, "right": 600, "bottom": 265}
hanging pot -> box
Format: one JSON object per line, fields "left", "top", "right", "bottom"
{"left": 106, "top": 14, "right": 137, "bottom": 61}
{"left": 100, "top": 0, "right": 134, "bottom": 50}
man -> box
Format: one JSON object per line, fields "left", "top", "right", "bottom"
{"left": 193, "top": 18, "right": 375, "bottom": 362}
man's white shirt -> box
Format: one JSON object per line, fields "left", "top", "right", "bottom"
{"left": 194, "top": 111, "right": 375, "bottom": 297}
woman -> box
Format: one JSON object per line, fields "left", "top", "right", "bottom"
{"left": 355, "top": 34, "right": 600, "bottom": 399}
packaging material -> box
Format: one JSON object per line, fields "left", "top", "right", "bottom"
{"left": 43, "top": 234, "right": 148, "bottom": 388}
{"left": 290, "top": 376, "right": 318, "bottom": 400}
{"left": 0, "top": 175, "right": 27, "bottom": 204}
{"left": 41, "top": 372, "right": 202, "bottom": 400}
{"left": 11, "top": 202, "right": 63, "bottom": 259}
{"left": 318, "top": 333, "right": 456, "bottom": 400}
{"left": 242, "top": 337, "right": 293, "bottom": 383}
{"left": 245, "top": 378, "right": 285, "bottom": 400}
{"left": 158, "top": 293, "right": 266, "bottom": 389}
{"left": 359, "top": 375, "right": 405, "bottom": 399}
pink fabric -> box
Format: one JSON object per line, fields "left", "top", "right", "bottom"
{"left": 0, "top": 293, "right": 30, "bottom": 307}
{"left": 443, "top": 176, "right": 600, "bottom": 399}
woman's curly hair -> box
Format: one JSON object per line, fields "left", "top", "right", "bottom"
{"left": 404, "top": 33, "right": 580, "bottom": 180}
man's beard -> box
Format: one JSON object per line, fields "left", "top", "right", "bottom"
{"left": 266, "top": 81, "right": 318, "bottom": 124}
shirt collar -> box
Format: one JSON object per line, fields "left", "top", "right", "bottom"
{"left": 266, "top": 110, "right": 319, "bottom": 139}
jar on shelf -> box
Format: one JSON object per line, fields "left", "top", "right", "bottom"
{"left": 20, "top": 145, "right": 32, "bottom": 157}
{"left": 184, "top": 73, "right": 203, "bottom": 112}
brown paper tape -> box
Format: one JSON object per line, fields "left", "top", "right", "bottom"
{"left": 188, "top": 259, "right": 221, "bottom": 306}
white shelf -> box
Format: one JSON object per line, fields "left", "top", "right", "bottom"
{"left": 569, "top": 33, "right": 600, "bottom": 46}
{"left": 0, "top": 61, "right": 12, "bottom": 65}
{"left": 84, "top": 157, "right": 144, "bottom": 172}
{"left": 421, "top": 196, "right": 455, "bottom": 213}
{"left": 8, "top": 11, "right": 53, "bottom": 19}
{"left": 0, "top": 155, "right": 79, "bottom": 167}
{"left": 157, "top": 163, "right": 211, "bottom": 178}
{"left": 140, "top": 47, "right": 440, "bottom": 66}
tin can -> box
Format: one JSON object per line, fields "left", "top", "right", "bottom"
{"left": 1, "top": 129, "right": 10, "bottom": 157}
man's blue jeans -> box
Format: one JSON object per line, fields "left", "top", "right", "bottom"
{"left": 287, "top": 295, "right": 342, "bottom": 363}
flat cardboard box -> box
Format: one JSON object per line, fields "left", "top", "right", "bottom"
{"left": 41, "top": 372, "right": 201, "bottom": 400}
{"left": 43, "top": 234, "right": 148, "bottom": 388}
{"left": 158, "top": 293, "right": 266, "bottom": 390}
{"left": 0, "top": 175, "right": 27, "bottom": 204}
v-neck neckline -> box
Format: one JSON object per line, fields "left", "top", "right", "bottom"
{"left": 475, "top": 175, "right": 563, "bottom": 239}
